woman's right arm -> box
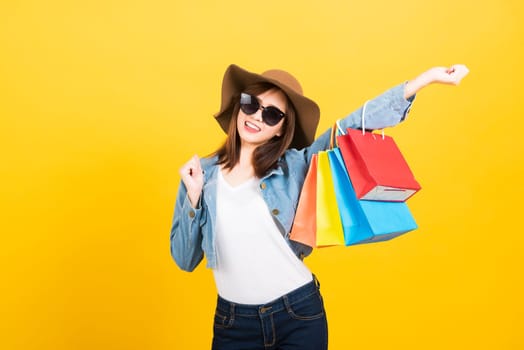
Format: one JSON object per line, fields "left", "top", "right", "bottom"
{"left": 170, "top": 156, "right": 206, "bottom": 272}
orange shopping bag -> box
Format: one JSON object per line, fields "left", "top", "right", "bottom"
{"left": 289, "top": 154, "right": 317, "bottom": 247}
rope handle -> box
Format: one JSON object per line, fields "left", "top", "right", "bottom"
{"left": 334, "top": 100, "right": 387, "bottom": 144}
{"left": 360, "top": 100, "right": 385, "bottom": 140}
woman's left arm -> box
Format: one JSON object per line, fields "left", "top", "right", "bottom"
{"left": 403, "top": 64, "right": 470, "bottom": 99}
{"left": 305, "top": 64, "right": 469, "bottom": 160}
{"left": 337, "top": 64, "right": 470, "bottom": 132}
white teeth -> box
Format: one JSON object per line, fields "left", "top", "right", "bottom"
{"left": 245, "top": 121, "right": 260, "bottom": 131}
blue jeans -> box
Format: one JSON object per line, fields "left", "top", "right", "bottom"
{"left": 212, "top": 277, "right": 328, "bottom": 350}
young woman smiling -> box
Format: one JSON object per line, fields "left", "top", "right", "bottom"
{"left": 170, "top": 63, "right": 469, "bottom": 350}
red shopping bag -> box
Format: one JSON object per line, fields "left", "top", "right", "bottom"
{"left": 337, "top": 128, "right": 421, "bottom": 201}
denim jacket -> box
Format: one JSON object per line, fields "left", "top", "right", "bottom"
{"left": 170, "top": 83, "right": 415, "bottom": 271}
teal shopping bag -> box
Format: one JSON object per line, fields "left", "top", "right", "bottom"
{"left": 328, "top": 148, "right": 418, "bottom": 245}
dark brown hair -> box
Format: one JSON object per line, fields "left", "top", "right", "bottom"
{"left": 214, "top": 82, "right": 297, "bottom": 178}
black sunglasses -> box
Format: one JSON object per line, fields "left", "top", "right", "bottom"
{"left": 239, "top": 93, "right": 286, "bottom": 126}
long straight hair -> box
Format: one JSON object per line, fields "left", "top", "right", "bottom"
{"left": 214, "top": 82, "right": 297, "bottom": 178}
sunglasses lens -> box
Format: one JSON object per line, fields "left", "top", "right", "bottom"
{"left": 239, "top": 92, "right": 285, "bottom": 126}
{"left": 239, "top": 93, "right": 259, "bottom": 115}
{"left": 262, "top": 107, "right": 285, "bottom": 126}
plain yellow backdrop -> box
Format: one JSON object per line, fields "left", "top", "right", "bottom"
{"left": 1, "top": 0, "right": 523, "bottom": 349}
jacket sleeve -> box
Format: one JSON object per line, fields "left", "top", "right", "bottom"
{"left": 170, "top": 180, "right": 206, "bottom": 272}
{"left": 338, "top": 82, "right": 415, "bottom": 131}
{"left": 302, "top": 82, "right": 416, "bottom": 162}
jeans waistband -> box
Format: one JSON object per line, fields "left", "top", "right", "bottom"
{"left": 216, "top": 275, "right": 321, "bottom": 317}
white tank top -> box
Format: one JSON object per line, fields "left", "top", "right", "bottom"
{"left": 212, "top": 170, "right": 312, "bottom": 304}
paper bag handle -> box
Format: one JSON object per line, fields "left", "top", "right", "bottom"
{"left": 335, "top": 100, "right": 386, "bottom": 140}
{"left": 360, "top": 100, "right": 385, "bottom": 140}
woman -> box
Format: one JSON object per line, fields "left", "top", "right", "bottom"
{"left": 170, "top": 63, "right": 469, "bottom": 350}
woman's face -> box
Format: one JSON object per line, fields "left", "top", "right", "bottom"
{"left": 236, "top": 88, "right": 287, "bottom": 148}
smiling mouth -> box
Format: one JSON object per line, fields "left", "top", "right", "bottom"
{"left": 245, "top": 121, "right": 261, "bottom": 132}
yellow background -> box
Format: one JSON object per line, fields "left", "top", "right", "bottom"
{"left": 1, "top": 0, "right": 523, "bottom": 349}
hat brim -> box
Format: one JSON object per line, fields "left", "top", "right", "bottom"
{"left": 214, "top": 64, "right": 320, "bottom": 150}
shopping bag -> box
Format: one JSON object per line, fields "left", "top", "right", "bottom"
{"left": 315, "top": 151, "right": 345, "bottom": 247}
{"left": 289, "top": 154, "right": 318, "bottom": 247}
{"left": 329, "top": 147, "right": 418, "bottom": 244}
{"left": 291, "top": 122, "right": 418, "bottom": 248}
{"left": 336, "top": 102, "right": 421, "bottom": 202}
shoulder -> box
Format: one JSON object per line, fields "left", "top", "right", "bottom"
{"left": 200, "top": 155, "right": 218, "bottom": 170}
{"left": 282, "top": 147, "right": 306, "bottom": 162}
{"left": 279, "top": 148, "right": 309, "bottom": 175}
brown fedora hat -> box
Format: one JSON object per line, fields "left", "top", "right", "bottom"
{"left": 214, "top": 64, "right": 320, "bottom": 150}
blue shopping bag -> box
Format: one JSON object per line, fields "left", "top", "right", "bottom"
{"left": 328, "top": 148, "right": 418, "bottom": 245}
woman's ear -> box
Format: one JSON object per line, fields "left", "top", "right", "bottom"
{"left": 276, "top": 124, "right": 285, "bottom": 138}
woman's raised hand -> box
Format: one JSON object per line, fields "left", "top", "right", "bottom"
{"left": 426, "top": 64, "right": 470, "bottom": 85}
{"left": 179, "top": 155, "right": 205, "bottom": 208}
{"left": 404, "top": 64, "right": 470, "bottom": 99}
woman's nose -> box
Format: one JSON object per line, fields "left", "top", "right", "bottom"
{"left": 251, "top": 108, "right": 263, "bottom": 122}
